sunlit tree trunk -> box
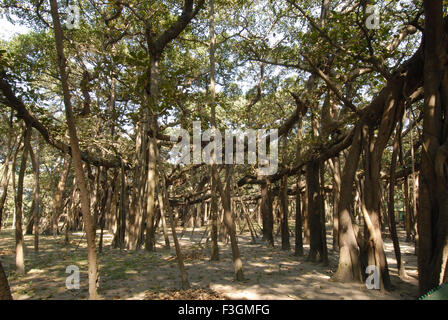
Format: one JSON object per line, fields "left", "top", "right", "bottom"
{"left": 49, "top": 0, "right": 99, "bottom": 299}
{"left": 333, "top": 125, "right": 362, "bottom": 282}
{"left": 27, "top": 132, "right": 40, "bottom": 252}
{"left": 159, "top": 172, "right": 190, "bottom": 289}
{"left": 0, "top": 111, "right": 14, "bottom": 231}
{"left": 15, "top": 126, "right": 31, "bottom": 275}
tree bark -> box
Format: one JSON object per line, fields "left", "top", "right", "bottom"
{"left": 214, "top": 165, "right": 244, "bottom": 281}
{"left": 333, "top": 125, "right": 362, "bottom": 282}
{"left": 418, "top": 0, "right": 448, "bottom": 294}
{"left": 260, "top": 180, "right": 274, "bottom": 248}
{"left": 0, "top": 111, "right": 14, "bottom": 231}
{"left": 159, "top": 172, "right": 190, "bottom": 289}
{"left": 306, "top": 160, "right": 327, "bottom": 264}
{"left": 294, "top": 180, "right": 304, "bottom": 256}
{"left": 388, "top": 120, "right": 406, "bottom": 278}
{"left": 52, "top": 155, "right": 71, "bottom": 236}
{"left": 280, "top": 174, "right": 290, "bottom": 250}
{"left": 0, "top": 260, "right": 12, "bottom": 300}
{"left": 49, "top": 0, "right": 99, "bottom": 299}
{"left": 27, "top": 132, "right": 40, "bottom": 252}
{"left": 15, "top": 126, "right": 32, "bottom": 275}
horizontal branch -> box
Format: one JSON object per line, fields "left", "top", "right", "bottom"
{"left": 0, "top": 74, "right": 122, "bottom": 168}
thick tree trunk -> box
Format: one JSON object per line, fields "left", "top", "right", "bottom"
{"left": 0, "top": 260, "right": 12, "bottom": 300}
{"left": 260, "top": 181, "right": 274, "bottom": 248}
{"left": 306, "top": 160, "right": 327, "bottom": 263}
{"left": 144, "top": 55, "right": 160, "bottom": 252}
{"left": 362, "top": 124, "right": 393, "bottom": 291}
{"left": 333, "top": 125, "right": 362, "bottom": 282}
{"left": 418, "top": 0, "right": 448, "bottom": 295}
{"left": 128, "top": 125, "right": 146, "bottom": 250}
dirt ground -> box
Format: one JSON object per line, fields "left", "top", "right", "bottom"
{"left": 0, "top": 225, "right": 419, "bottom": 300}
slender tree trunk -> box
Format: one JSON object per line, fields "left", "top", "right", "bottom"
{"left": 280, "top": 174, "right": 290, "bottom": 250}
{"left": 53, "top": 155, "right": 71, "bottom": 236}
{"left": 159, "top": 173, "right": 189, "bottom": 289}
{"left": 116, "top": 163, "right": 127, "bottom": 249}
{"left": 0, "top": 111, "right": 14, "bottom": 231}
{"left": 295, "top": 180, "right": 304, "bottom": 256}
{"left": 388, "top": 121, "right": 406, "bottom": 278}
{"left": 214, "top": 165, "right": 244, "bottom": 281}
{"left": 27, "top": 132, "right": 40, "bottom": 252}
{"left": 208, "top": 0, "right": 220, "bottom": 261}
{"left": 15, "top": 126, "right": 31, "bottom": 275}
{"left": 403, "top": 176, "right": 412, "bottom": 242}
{"left": 329, "top": 156, "right": 341, "bottom": 251}
{"left": 49, "top": 0, "right": 99, "bottom": 299}
{"left": 303, "top": 183, "right": 310, "bottom": 244}
{"left": 160, "top": 194, "right": 170, "bottom": 249}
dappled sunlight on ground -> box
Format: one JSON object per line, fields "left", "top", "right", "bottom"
{"left": 0, "top": 226, "right": 419, "bottom": 300}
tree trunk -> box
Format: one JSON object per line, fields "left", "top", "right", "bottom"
{"left": 0, "top": 111, "right": 14, "bottom": 231}
{"left": 306, "top": 160, "right": 327, "bottom": 263}
{"left": 418, "top": 0, "right": 448, "bottom": 295}
{"left": 53, "top": 155, "right": 71, "bottom": 236}
{"left": 144, "top": 56, "right": 160, "bottom": 252}
{"left": 362, "top": 123, "right": 394, "bottom": 291}
{"left": 295, "top": 180, "right": 304, "bottom": 256}
{"left": 280, "top": 174, "right": 290, "bottom": 250}
{"left": 214, "top": 165, "right": 244, "bottom": 281}
{"left": 159, "top": 172, "right": 190, "bottom": 289}
{"left": 27, "top": 132, "right": 40, "bottom": 252}
{"left": 403, "top": 176, "right": 412, "bottom": 242}
{"left": 260, "top": 180, "right": 274, "bottom": 248}
{"left": 329, "top": 156, "right": 341, "bottom": 251}
{"left": 333, "top": 125, "right": 362, "bottom": 282}
{"left": 15, "top": 126, "right": 31, "bottom": 275}
{"left": 49, "top": 0, "right": 99, "bottom": 299}
{"left": 0, "top": 260, "right": 12, "bottom": 300}
{"left": 388, "top": 121, "right": 406, "bottom": 278}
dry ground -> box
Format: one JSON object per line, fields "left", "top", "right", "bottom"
{"left": 0, "top": 224, "right": 419, "bottom": 300}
